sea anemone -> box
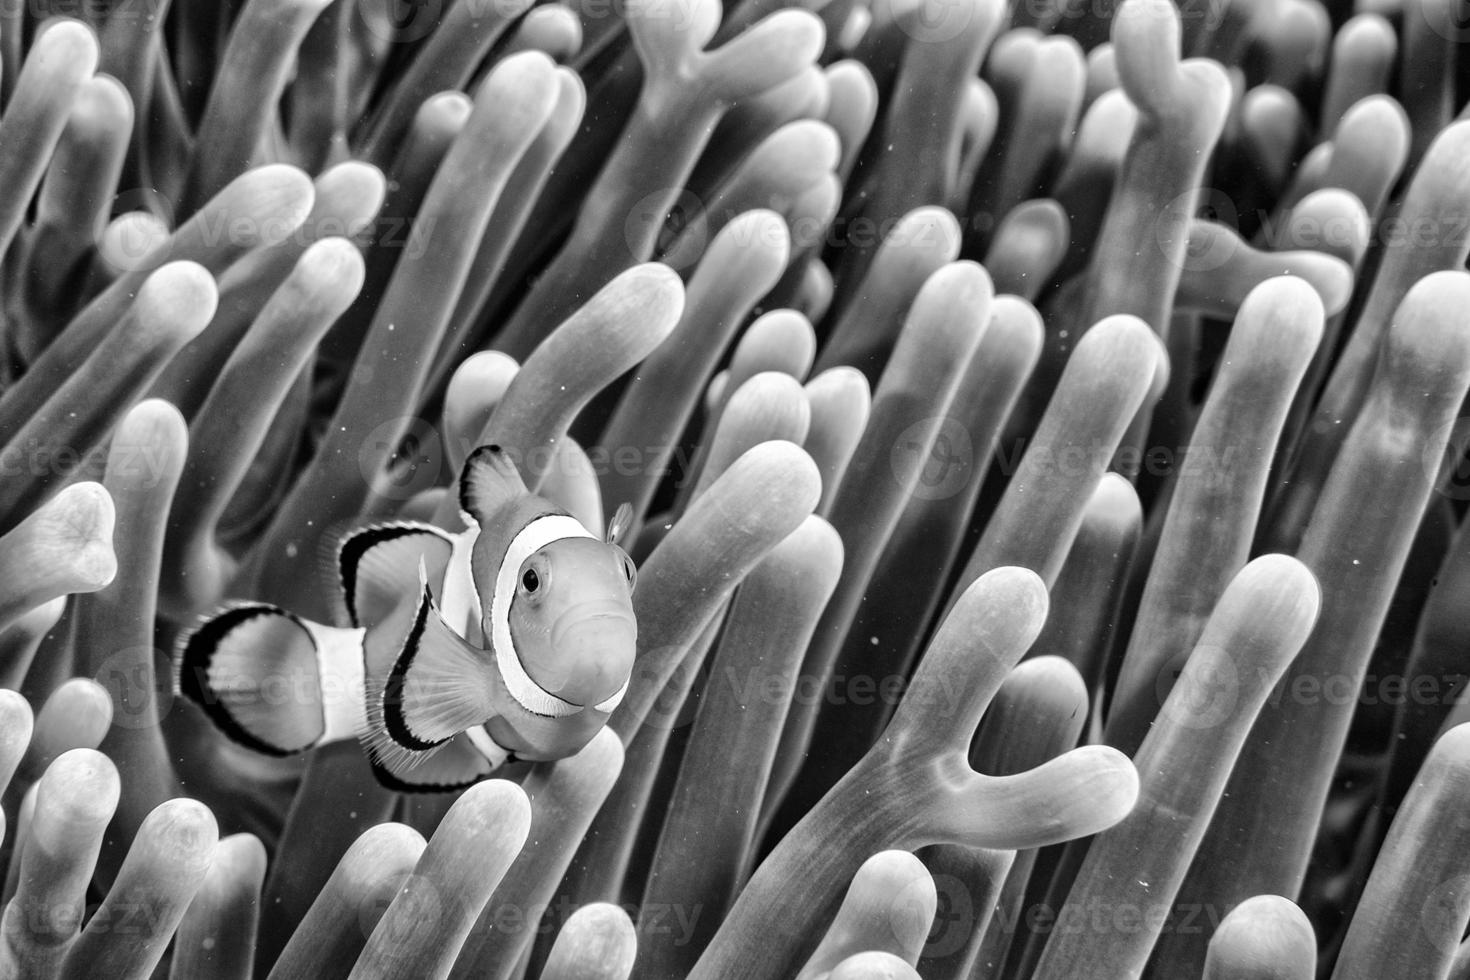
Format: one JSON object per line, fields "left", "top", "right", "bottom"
{"left": 0, "top": 0, "right": 1465, "bottom": 977}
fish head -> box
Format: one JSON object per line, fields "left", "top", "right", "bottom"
{"left": 500, "top": 535, "right": 638, "bottom": 713}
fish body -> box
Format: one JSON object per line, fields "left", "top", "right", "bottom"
{"left": 175, "top": 445, "right": 638, "bottom": 791}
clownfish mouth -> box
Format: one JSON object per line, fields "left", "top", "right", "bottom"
{"left": 537, "top": 602, "right": 638, "bottom": 706}
{"left": 549, "top": 601, "right": 637, "bottom": 641}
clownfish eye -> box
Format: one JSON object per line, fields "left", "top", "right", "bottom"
{"left": 521, "top": 568, "right": 540, "bottom": 593}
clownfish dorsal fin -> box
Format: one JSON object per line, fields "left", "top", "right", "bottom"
{"left": 606, "top": 502, "right": 633, "bottom": 546}
{"left": 459, "top": 445, "right": 528, "bottom": 527}
{"left": 334, "top": 520, "right": 455, "bottom": 629}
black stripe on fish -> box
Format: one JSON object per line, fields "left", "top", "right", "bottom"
{"left": 176, "top": 603, "right": 303, "bottom": 758}
{"left": 366, "top": 754, "right": 485, "bottom": 793}
{"left": 380, "top": 581, "right": 446, "bottom": 753}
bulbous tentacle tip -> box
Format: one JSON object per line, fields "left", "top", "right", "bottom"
{"left": 607, "top": 261, "right": 687, "bottom": 320}
{"left": 894, "top": 206, "right": 964, "bottom": 251}
{"left": 7, "top": 480, "right": 118, "bottom": 596}
{"left": 702, "top": 9, "right": 826, "bottom": 102}
{"left": 1041, "top": 743, "right": 1140, "bottom": 831}
{"left": 214, "top": 830, "right": 268, "bottom": 869}
{"left": 335, "top": 822, "right": 429, "bottom": 896}
{"left": 1414, "top": 119, "right": 1470, "bottom": 181}
{"left": 946, "top": 744, "right": 1139, "bottom": 850}
{"left": 995, "top": 198, "right": 1070, "bottom": 248}
{"left": 450, "top": 776, "right": 534, "bottom": 837}
{"left": 1385, "top": 270, "right": 1470, "bottom": 394}
{"left": 120, "top": 396, "right": 188, "bottom": 441}
{"left": 854, "top": 848, "right": 932, "bottom": 896}
{"left": 483, "top": 47, "right": 561, "bottom": 93}
{"left": 99, "top": 211, "right": 170, "bottom": 272}
{"left": 298, "top": 236, "right": 367, "bottom": 290}
{"left": 141, "top": 796, "right": 221, "bottom": 864}
{"left": 1234, "top": 552, "right": 1321, "bottom": 613}
{"left": 1429, "top": 721, "right": 1470, "bottom": 770}
{"left": 1401, "top": 268, "right": 1470, "bottom": 315}
{"left": 1204, "top": 895, "right": 1315, "bottom": 978}
{"left": 36, "top": 746, "right": 121, "bottom": 824}
{"left": 731, "top": 440, "right": 824, "bottom": 516}
{"left": 963, "top": 564, "right": 1048, "bottom": 620}
{"left": 0, "top": 688, "right": 32, "bottom": 735}
{"left": 212, "top": 164, "right": 318, "bottom": 230}
{"left": 1073, "top": 88, "right": 1138, "bottom": 165}
{"left": 1245, "top": 274, "right": 1327, "bottom": 326}
{"left": 717, "top": 208, "right": 794, "bottom": 271}
{"left": 313, "top": 161, "right": 388, "bottom": 232}
{"left": 1112, "top": 0, "right": 1183, "bottom": 109}
{"left": 1075, "top": 314, "right": 1164, "bottom": 384}
{"left": 1177, "top": 57, "right": 1233, "bottom": 118}
{"left": 32, "top": 16, "right": 100, "bottom": 70}
{"left": 22, "top": 681, "right": 116, "bottom": 788}
{"left": 544, "top": 902, "right": 637, "bottom": 978}
{"left": 136, "top": 261, "right": 219, "bottom": 337}
{"left": 827, "top": 951, "right": 923, "bottom": 979}
{"left": 628, "top": 0, "right": 722, "bottom": 73}
{"left": 794, "top": 851, "right": 934, "bottom": 980}
{"left": 1092, "top": 469, "right": 1143, "bottom": 517}
{"left": 47, "top": 478, "right": 117, "bottom": 537}
{"left": 70, "top": 72, "right": 134, "bottom": 131}
{"left": 1219, "top": 893, "right": 1312, "bottom": 932}
{"left": 1285, "top": 187, "right": 1370, "bottom": 257}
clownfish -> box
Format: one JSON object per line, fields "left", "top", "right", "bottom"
{"left": 174, "top": 445, "right": 639, "bottom": 791}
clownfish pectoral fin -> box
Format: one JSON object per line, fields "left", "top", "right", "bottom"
{"left": 334, "top": 521, "right": 456, "bottom": 629}
{"left": 459, "top": 445, "right": 528, "bottom": 527}
{"left": 366, "top": 732, "right": 500, "bottom": 793}
{"left": 360, "top": 563, "right": 498, "bottom": 774}
{"left": 606, "top": 502, "right": 633, "bottom": 546}
{"left": 175, "top": 603, "right": 365, "bottom": 757}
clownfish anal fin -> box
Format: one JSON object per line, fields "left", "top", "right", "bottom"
{"left": 606, "top": 502, "right": 633, "bottom": 546}
{"left": 364, "top": 734, "right": 498, "bottom": 792}
{"left": 175, "top": 603, "right": 334, "bottom": 756}
{"left": 459, "top": 445, "right": 528, "bottom": 526}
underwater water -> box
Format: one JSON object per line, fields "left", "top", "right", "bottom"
{"left": 0, "top": 0, "right": 1464, "bottom": 977}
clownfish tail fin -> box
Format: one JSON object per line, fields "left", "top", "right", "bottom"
{"left": 175, "top": 602, "right": 336, "bottom": 756}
